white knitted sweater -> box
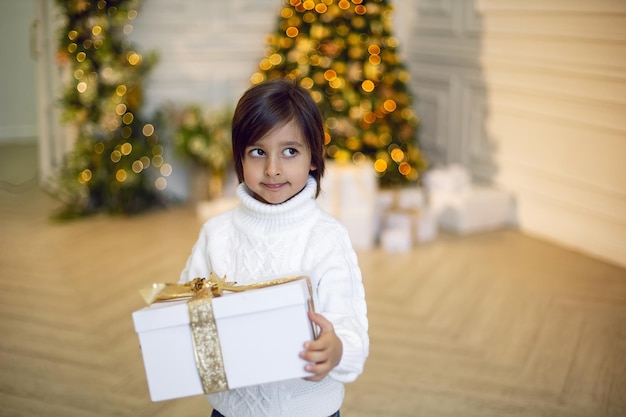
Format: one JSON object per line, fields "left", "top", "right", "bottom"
{"left": 180, "top": 176, "right": 369, "bottom": 417}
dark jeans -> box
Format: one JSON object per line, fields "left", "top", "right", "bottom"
{"left": 211, "top": 410, "right": 340, "bottom": 417}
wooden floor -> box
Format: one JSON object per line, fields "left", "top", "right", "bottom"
{"left": 1, "top": 145, "right": 626, "bottom": 417}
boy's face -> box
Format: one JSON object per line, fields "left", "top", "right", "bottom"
{"left": 243, "top": 120, "right": 316, "bottom": 204}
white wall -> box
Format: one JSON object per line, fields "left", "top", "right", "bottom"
{"left": 0, "top": 1, "right": 38, "bottom": 143}
{"left": 129, "top": 0, "right": 280, "bottom": 114}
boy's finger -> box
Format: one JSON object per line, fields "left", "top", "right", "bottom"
{"left": 308, "top": 311, "right": 334, "bottom": 332}
{"left": 300, "top": 348, "right": 326, "bottom": 363}
{"left": 303, "top": 362, "right": 331, "bottom": 381}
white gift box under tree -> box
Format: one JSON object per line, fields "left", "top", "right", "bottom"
{"left": 423, "top": 165, "right": 515, "bottom": 235}
{"left": 377, "top": 188, "right": 438, "bottom": 252}
{"left": 317, "top": 161, "right": 378, "bottom": 250}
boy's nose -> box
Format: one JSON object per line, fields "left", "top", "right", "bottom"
{"left": 265, "top": 157, "right": 281, "bottom": 177}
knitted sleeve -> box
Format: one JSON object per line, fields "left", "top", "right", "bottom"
{"left": 309, "top": 217, "right": 369, "bottom": 383}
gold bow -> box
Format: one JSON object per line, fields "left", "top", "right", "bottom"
{"left": 140, "top": 272, "right": 303, "bottom": 305}
{"left": 139, "top": 272, "right": 233, "bottom": 305}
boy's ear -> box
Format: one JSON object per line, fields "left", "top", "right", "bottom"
{"left": 310, "top": 164, "right": 317, "bottom": 172}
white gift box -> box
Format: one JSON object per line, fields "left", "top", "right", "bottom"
{"left": 132, "top": 278, "right": 315, "bottom": 402}
{"left": 438, "top": 186, "right": 515, "bottom": 234}
{"left": 381, "top": 210, "right": 414, "bottom": 252}
{"left": 396, "top": 188, "right": 426, "bottom": 210}
{"left": 380, "top": 227, "right": 413, "bottom": 252}
{"left": 318, "top": 161, "right": 378, "bottom": 250}
{"left": 422, "top": 165, "right": 515, "bottom": 235}
{"left": 336, "top": 207, "right": 377, "bottom": 250}
{"left": 423, "top": 164, "right": 473, "bottom": 216}
{"left": 415, "top": 207, "right": 438, "bottom": 243}
{"left": 380, "top": 206, "right": 438, "bottom": 252}
{"left": 423, "top": 164, "right": 472, "bottom": 194}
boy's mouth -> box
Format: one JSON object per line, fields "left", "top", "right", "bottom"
{"left": 262, "top": 182, "right": 286, "bottom": 190}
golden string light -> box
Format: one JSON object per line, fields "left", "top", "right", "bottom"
{"left": 140, "top": 156, "right": 151, "bottom": 168}
{"left": 120, "top": 143, "right": 132, "bottom": 155}
{"left": 115, "top": 103, "right": 127, "bottom": 115}
{"left": 361, "top": 80, "right": 375, "bottom": 92}
{"left": 132, "top": 160, "right": 143, "bottom": 173}
{"left": 155, "top": 177, "right": 167, "bottom": 191}
{"left": 374, "top": 159, "right": 387, "bottom": 173}
{"left": 142, "top": 124, "right": 155, "bottom": 137}
{"left": 121, "top": 126, "right": 132, "bottom": 138}
{"left": 160, "top": 164, "right": 173, "bottom": 177}
{"left": 111, "top": 150, "right": 122, "bottom": 163}
{"left": 116, "top": 169, "right": 127, "bottom": 182}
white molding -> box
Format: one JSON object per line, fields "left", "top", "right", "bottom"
{"left": 459, "top": 81, "right": 497, "bottom": 180}
{"left": 463, "top": 0, "right": 482, "bottom": 34}
{"left": 411, "top": 72, "right": 452, "bottom": 164}
{"left": 415, "top": 0, "right": 482, "bottom": 36}
{"left": 415, "top": 0, "right": 455, "bottom": 33}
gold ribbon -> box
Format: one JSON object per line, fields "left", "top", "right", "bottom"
{"left": 140, "top": 274, "right": 311, "bottom": 393}
{"left": 187, "top": 288, "right": 228, "bottom": 393}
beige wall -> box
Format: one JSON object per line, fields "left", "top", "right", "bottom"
{"left": 115, "top": 0, "right": 626, "bottom": 268}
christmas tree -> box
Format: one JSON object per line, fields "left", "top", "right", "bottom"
{"left": 53, "top": 0, "right": 170, "bottom": 218}
{"left": 252, "top": 0, "right": 426, "bottom": 187}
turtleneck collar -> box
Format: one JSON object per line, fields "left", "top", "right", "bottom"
{"left": 234, "top": 176, "right": 319, "bottom": 233}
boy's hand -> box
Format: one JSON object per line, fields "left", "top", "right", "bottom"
{"left": 300, "top": 311, "right": 343, "bottom": 382}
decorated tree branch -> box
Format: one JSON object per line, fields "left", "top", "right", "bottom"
{"left": 53, "top": 0, "right": 170, "bottom": 218}
{"left": 252, "top": 0, "right": 427, "bottom": 187}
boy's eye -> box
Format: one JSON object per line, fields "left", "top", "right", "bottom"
{"left": 283, "top": 148, "right": 298, "bottom": 157}
{"left": 249, "top": 148, "right": 265, "bottom": 157}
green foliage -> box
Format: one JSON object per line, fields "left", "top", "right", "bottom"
{"left": 168, "top": 104, "right": 233, "bottom": 174}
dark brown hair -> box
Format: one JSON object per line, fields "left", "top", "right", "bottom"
{"left": 231, "top": 78, "right": 326, "bottom": 197}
